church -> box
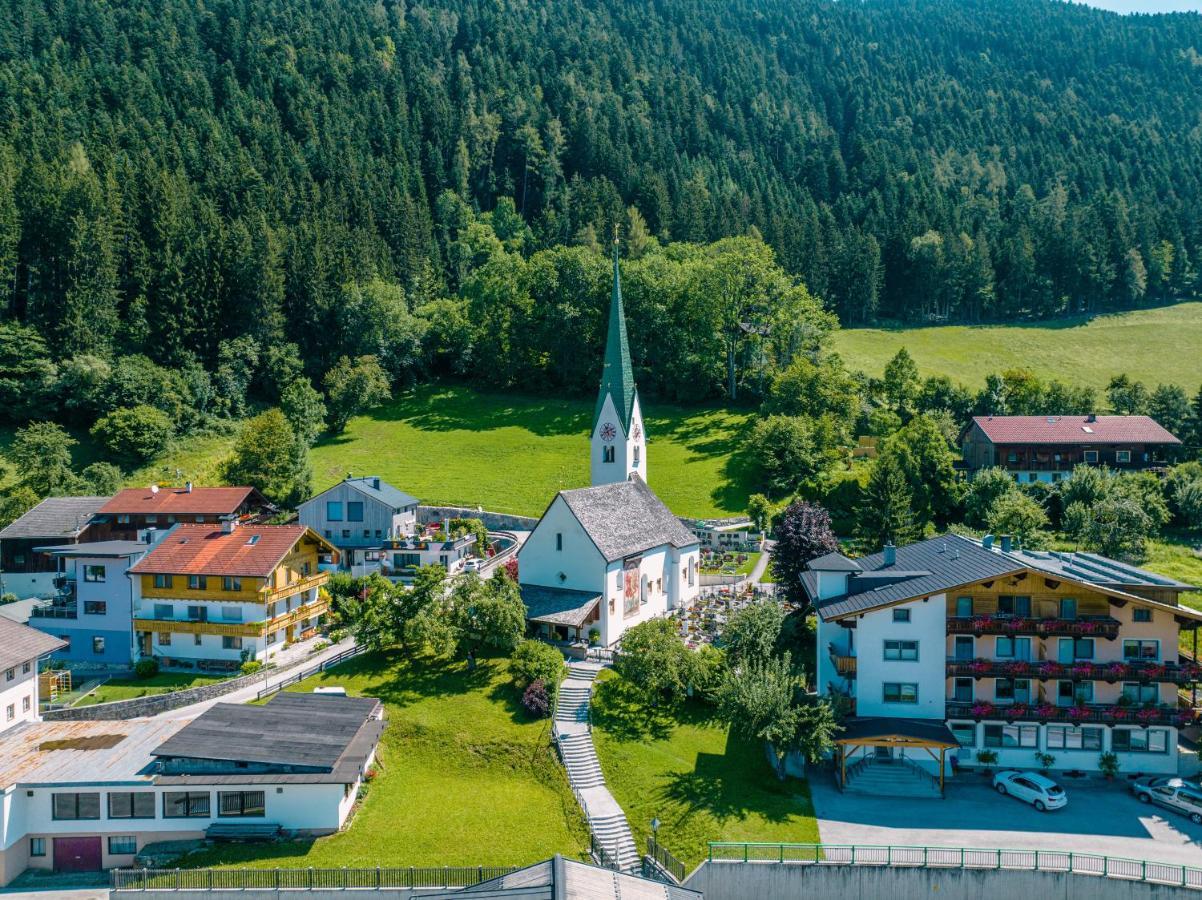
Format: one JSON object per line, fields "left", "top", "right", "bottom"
{"left": 518, "top": 243, "right": 701, "bottom": 648}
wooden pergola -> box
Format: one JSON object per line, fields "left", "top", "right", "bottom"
{"left": 836, "top": 717, "right": 960, "bottom": 796}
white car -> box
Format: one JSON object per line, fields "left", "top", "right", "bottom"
{"left": 993, "top": 770, "right": 1068, "bottom": 812}
{"left": 463, "top": 559, "right": 482, "bottom": 574}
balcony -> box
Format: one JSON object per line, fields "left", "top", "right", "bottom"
{"left": 828, "top": 643, "right": 857, "bottom": 677}
{"left": 133, "top": 617, "right": 265, "bottom": 637}
{"left": 947, "top": 615, "right": 1121, "bottom": 640}
{"left": 260, "top": 571, "right": 328, "bottom": 604}
{"left": 946, "top": 700, "right": 1195, "bottom": 728}
{"left": 947, "top": 658, "right": 1202, "bottom": 686}
{"left": 266, "top": 596, "right": 330, "bottom": 634}
{"left": 30, "top": 602, "right": 77, "bottom": 620}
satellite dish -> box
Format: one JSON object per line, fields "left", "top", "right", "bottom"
{"left": 150, "top": 484, "right": 159, "bottom": 494}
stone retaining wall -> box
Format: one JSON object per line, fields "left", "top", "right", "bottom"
{"left": 418, "top": 505, "right": 538, "bottom": 532}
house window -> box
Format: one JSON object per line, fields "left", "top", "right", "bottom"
{"left": 883, "top": 640, "right": 918, "bottom": 661}
{"left": 955, "top": 596, "right": 973, "bottom": 618}
{"left": 1058, "top": 598, "right": 1077, "bottom": 619}
{"left": 5, "top": 704, "right": 12, "bottom": 721}
{"left": 1112, "top": 728, "right": 1169, "bottom": 754}
{"left": 188, "top": 575, "right": 208, "bottom": 590}
{"left": 29, "top": 838, "right": 45, "bottom": 857}
{"left": 892, "top": 609, "right": 911, "bottom": 623}
{"left": 346, "top": 502, "right": 364, "bottom": 522}
{"left": 53, "top": 792, "right": 101, "bottom": 820}
{"left": 145, "top": 516, "right": 157, "bottom": 524}
{"left": 1124, "top": 640, "right": 1159, "bottom": 661}
{"left": 194, "top": 633, "right": 203, "bottom": 646}
{"left": 1116, "top": 450, "right": 1132, "bottom": 463}
{"left": 342, "top": 529, "right": 350, "bottom": 539}
{"left": 218, "top": 791, "right": 266, "bottom": 818}
{"left": 1046, "top": 726, "right": 1103, "bottom": 751}
{"left": 187, "top": 606, "right": 207, "bottom": 622}
{"left": 996, "top": 595, "right": 1031, "bottom": 617}
{"left": 116, "top": 514, "right": 131, "bottom": 524}
{"left": 953, "top": 636, "right": 974, "bottom": 660}
{"left": 83, "top": 600, "right": 107, "bottom": 615}
{"left": 1121, "top": 682, "right": 1158, "bottom": 704}
{"left": 223, "top": 576, "right": 242, "bottom": 592}
{"left": 108, "top": 792, "right": 156, "bottom": 819}
{"left": 5, "top": 668, "right": 13, "bottom": 681}
{"left": 222, "top": 636, "right": 243, "bottom": 650}
{"left": 950, "top": 723, "right": 976, "bottom": 748}
{"left": 995, "top": 636, "right": 1031, "bottom": 660}
{"left": 92, "top": 636, "right": 106, "bottom": 655}
{"left": 22, "top": 661, "right": 29, "bottom": 674}
{"left": 1071, "top": 638, "right": 1094, "bottom": 660}
{"left": 163, "top": 791, "right": 211, "bottom": 818}
{"left": 882, "top": 683, "right": 918, "bottom": 703}
{"left": 326, "top": 501, "right": 343, "bottom": 521}
{"left": 83, "top": 565, "right": 106, "bottom": 582}
{"left": 1057, "top": 680, "right": 1093, "bottom": 704}
{"left": 556, "top": 533, "right": 563, "bottom": 552}
{"left": 154, "top": 603, "right": 172, "bottom": 619}
{"left": 158, "top": 632, "right": 171, "bottom": 646}
{"left": 1083, "top": 450, "right": 1099, "bottom": 463}
{"left": 108, "top": 836, "right": 137, "bottom": 855}
{"left": 23, "top": 695, "right": 30, "bottom": 712}
{"left": 222, "top": 607, "right": 243, "bottom": 622}
{"left": 153, "top": 574, "right": 172, "bottom": 589}
{"left": 363, "top": 529, "right": 370, "bottom": 538}
{"left": 994, "top": 678, "right": 1031, "bottom": 704}
{"left": 1133, "top": 608, "right": 1152, "bottom": 623}
{"left": 953, "top": 678, "right": 973, "bottom": 702}
{"left": 983, "top": 724, "right": 1037, "bottom": 748}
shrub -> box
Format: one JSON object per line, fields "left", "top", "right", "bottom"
{"left": 521, "top": 679, "right": 551, "bottom": 718}
{"left": 328, "top": 628, "right": 348, "bottom": 644}
{"left": 1036, "top": 752, "right": 1056, "bottom": 773}
{"left": 239, "top": 660, "right": 264, "bottom": 676}
{"left": 975, "top": 749, "right": 998, "bottom": 770}
{"left": 1098, "top": 751, "right": 1120, "bottom": 779}
{"left": 511, "top": 640, "right": 565, "bottom": 693}
{"left": 133, "top": 658, "right": 159, "bottom": 679}
{"left": 91, "top": 404, "right": 174, "bottom": 462}
{"left": 310, "top": 640, "right": 330, "bottom": 653}
{"left": 588, "top": 628, "right": 601, "bottom": 646}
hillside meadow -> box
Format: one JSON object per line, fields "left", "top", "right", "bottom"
{"left": 833, "top": 303, "right": 1202, "bottom": 391}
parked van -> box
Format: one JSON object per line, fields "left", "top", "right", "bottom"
{"left": 1132, "top": 777, "right": 1202, "bottom": 825}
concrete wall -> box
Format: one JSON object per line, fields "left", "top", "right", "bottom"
{"left": 684, "top": 861, "right": 1197, "bottom": 900}
{"left": 418, "top": 506, "right": 537, "bottom": 532}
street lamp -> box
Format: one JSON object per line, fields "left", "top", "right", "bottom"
{"left": 650, "top": 816, "right": 660, "bottom": 850}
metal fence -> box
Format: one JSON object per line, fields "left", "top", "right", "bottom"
{"left": 255, "top": 644, "right": 368, "bottom": 700}
{"left": 646, "top": 837, "right": 686, "bottom": 883}
{"left": 112, "top": 865, "right": 521, "bottom": 892}
{"left": 706, "top": 842, "right": 1202, "bottom": 890}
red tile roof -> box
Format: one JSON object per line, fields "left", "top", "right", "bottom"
{"left": 99, "top": 486, "right": 259, "bottom": 516}
{"left": 129, "top": 524, "right": 316, "bottom": 577}
{"left": 970, "top": 415, "right": 1181, "bottom": 446}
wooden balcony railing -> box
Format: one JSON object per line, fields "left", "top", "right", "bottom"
{"left": 947, "top": 658, "right": 1202, "bottom": 685}
{"left": 133, "top": 617, "right": 265, "bottom": 637}
{"left": 945, "top": 700, "right": 1195, "bottom": 728}
{"left": 260, "top": 571, "right": 328, "bottom": 603}
{"left": 946, "top": 615, "right": 1121, "bottom": 640}
{"left": 266, "top": 597, "right": 330, "bottom": 634}
{"left": 828, "top": 643, "right": 857, "bottom": 677}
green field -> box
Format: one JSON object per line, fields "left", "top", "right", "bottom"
{"left": 180, "top": 651, "right": 588, "bottom": 869}
{"left": 833, "top": 302, "right": 1202, "bottom": 391}
{"left": 590, "top": 671, "right": 819, "bottom": 870}
{"left": 76, "top": 673, "right": 226, "bottom": 707}
{"left": 310, "top": 385, "right": 756, "bottom": 518}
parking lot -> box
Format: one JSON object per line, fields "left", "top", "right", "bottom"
{"left": 810, "top": 772, "right": 1202, "bottom": 867}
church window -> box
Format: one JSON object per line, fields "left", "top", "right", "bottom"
{"left": 603, "top": 446, "right": 615, "bottom": 464}
{"left": 633, "top": 446, "right": 640, "bottom": 467}
{"left": 555, "top": 533, "right": 563, "bottom": 551}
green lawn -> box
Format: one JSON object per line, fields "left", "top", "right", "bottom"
{"left": 590, "top": 671, "right": 818, "bottom": 871}
{"left": 832, "top": 302, "right": 1202, "bottom": 391}
{"left": 700, "top": 551, "right": 761, "bottom": 576}
{"left": 75, "top": 673, "right": 226, "bottom": 707}
{"left": 310, "top": 384, "right": 756, "bottom": 518}
{"left": 179, "top": 651, "right": 588, "bottom": 869}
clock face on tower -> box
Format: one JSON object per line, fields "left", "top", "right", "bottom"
{"left": 600, "top": 422, "right": 616, "bottom": 442}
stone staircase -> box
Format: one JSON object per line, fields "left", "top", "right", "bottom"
{"left": 844, "top": 758, "right": 943, "bottom": 798}
{"left": 553, "top": 660, "right": 641, "bottom": 873}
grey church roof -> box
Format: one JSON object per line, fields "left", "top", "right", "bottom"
{"left": 560, "top": 476, "right": 698, "bottom": 562}
{"left": 0, "top": 496, "right": 108, "bottom": 540}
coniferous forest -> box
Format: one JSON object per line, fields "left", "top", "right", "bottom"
{"left": 1, "top": 0, "right": 1201, "bottom": 405}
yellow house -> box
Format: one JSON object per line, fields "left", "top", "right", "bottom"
{"left": 128, "top": 522, "right": 337, "bottom": 670}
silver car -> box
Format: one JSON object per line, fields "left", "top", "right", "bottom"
{"left": 1132, "top": 776, "right": 1202, "bottom": 825}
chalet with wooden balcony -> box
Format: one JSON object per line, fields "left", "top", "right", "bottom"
{"left": 809, "top": 533, "right": 1202, "bottom": 787}
{"left": 960, "top": 415, "right": 1182, "bottom": 484}
{"left": 91, "top": 485, "right": 270, "bottom": 542}
{"left": 128, "top": 522, "right": 337, "bottom": 671}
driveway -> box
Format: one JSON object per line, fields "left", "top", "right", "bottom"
{"left": 810, "top": 772, "right": 1202, "bottom": 867}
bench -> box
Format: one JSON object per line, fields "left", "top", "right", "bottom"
{"left": 205, "top": 823, "right": 282, "bottom": 842}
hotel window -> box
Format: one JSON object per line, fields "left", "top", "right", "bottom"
{"left": 1123, "top": 640, "right": 1159, "bottom": 661}
{"left": 326, "top": 501, "right": 343, "bottom": 521}
{"left": 53, "top": 792, "right": 101, "bottom": 820}
{"left": 22, "top": 696, "right": 30, "bottom": 712}
{"left": 22, "top": 661, "right": 29, "bottom": 673}
{"left": 108, "top": 792, "right": 156, "bottom": 819}
{"left": 883, "top": 640, "right": 918, "bottom": 661}
{"left": 1116, "top": 450, "right": 1132, "bottom": 463}
{"left": 996, "top": 595, "right": 1031, "bottom": 617}
{"left": 188, "top": 575, "right": 208, "bottom": 590}
{"left": 222, "top": 606, "right": 243, "bottom": 623}
{"left": 153, "top": 574, "right": 172, "bottom": 589}
{"left": 952, "top": 678, "right": 973, "bottom": 702}
{"left": 92, "top": 636, "right": 105, "bottom": 655}
{"left": 346, "top": 502, "right": 364, "bottom": 522}
{"left": 218, "top": 791, "right": 266, "bottom": 818}
{"left": 953, "top": 636, "right": 974, "bottom": 660}
{"left": 950, "top": 723, "right": 976, "bottom": 748}
{"left": 154, "top": 603, "right": 172, "bottom": 619}
{"left": 995, "top": 636, "right": 1031, "bottom": 660}
{"left": 186, "top": 606, "right": 207, "bottom": 622}
{"left": 983, "top": 724, "right": 1037, "bottom": 749}
{"left": 158, "top": 632, "right": 171, "bottom": 646}
{"left": 1059, "top": 598, "right": 1078, "bottom": 619}
{"left": 1112, "top": 728, "right": 1169, "bottom": 754}
{"left": 163, "top": 791, "right": 211, "bottom": 818}
{"left": 994, "top": 678, "right": 1031, "bottom": 704}
{"left": 1121, "top": 683, "right": 1158, "bottom": 705}
{"left": 1132, "top": 608, "right": 1152, "bottom": 623}
{"left": 5, "top": 667, "right": 12, "bottom": 681}
{"left": 83, "top": 565, "right": 106, "bottom": 582}
{"left": 892, "top": 608, "right": 911, "bottom": 623}
{"left": 5, "top": 704, "right": 12, "bottom": 721}
{"left": 84, "top": 600, "right": 107, "bottom": 615}
{"left": 1083, "top": 450, "right": 1099, "bottom": 463}
{"left": 108, "top": 836, "right": 137, "bottom": 855}
{"left": 222, "top": 636, "right": 243, "bottom": 650}
{"left": 1046, "top": 726, "right": 1103, "bottom": 751}
{"left": 223, "top": 576, "right": 242, "bottom": 592}
{"left": 882, "top": 683, "right": 918, "bottom": 704}
{"left": 1069, "top": 638, "right": 1094, "bottom": 660}
{"left": 1058, "top": 680, "right": 1093, "bottom": 704}
{"left": 29, "top": 838, "right": 45, "bottom": 857}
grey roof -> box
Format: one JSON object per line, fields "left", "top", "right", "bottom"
{"left": 452, "top": 855, "right": 701, "bottom": 900}
{"left": 0, "top": 717, "right": 188, "bottom": 787}
{"left": 151, "top": 692, "right": 382, "bottom": 774}
{"left": 0, "top": 496, "right": 108, "bottom": 540}
{"left": 837, "top": 716, "right": 959, "bottom": 748}
{"left": 0, "top": 618, "right": 67, "bottom": 672}
{"left": 520, "top": 586, "right": 602, "bottom": 628}
{"left": 812, "top": 534, "right": 1023, "bottom": 621}
{"left": 35, "top": 540, "right": 150, "bottom": 558}
{"left": 808, "top": 552, "right": 862, "bottom": 572}
{"left": 558, "top": 476, "right": 698, "bottom": 562}
{"left": 342, "top": 476, "right": 419, "bottom": 509}
{"left": 1010, "top": 548, "right": 1196, "bottom": 591}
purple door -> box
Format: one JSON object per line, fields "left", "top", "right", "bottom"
{"left": 53, "top": 836, "right": 102, "bottom": 872}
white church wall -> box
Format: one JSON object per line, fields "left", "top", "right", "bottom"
{"left": 590, "top": 394, "right": 646, "bottom": 487}
{"left": 517, "top": 497, "right": 606, "bottom": 596}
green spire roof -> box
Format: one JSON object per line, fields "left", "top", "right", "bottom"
{"left": 594, "top": 240, "right": 637, "bottom": 431}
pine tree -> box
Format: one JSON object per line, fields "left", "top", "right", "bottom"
{"left": 856, "top": 455, "right": 919, "bottom": 553}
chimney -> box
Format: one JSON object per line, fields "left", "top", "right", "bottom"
{"left": 883, "top": 542, "right": 896, "bottom": 567}
{"left": 982, "top": 534, "right": 995, "bottom": 550}
{"left": 1000, "top": 534, "right": 1012, "bottom": 553}
{"left": 185, "top": 481, "right": 193, "bottom": 493}
{"left": 222, "top": 517, "right": 238, "bottom": 534}
{"left": 1086, "top": 413, "right": 1097, "bottom": 423}
{"left": 373, "top": 477, "right": 380, "bottom": 490}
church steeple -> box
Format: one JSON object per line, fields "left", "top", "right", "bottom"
{"left": 590, "top": 233, "right": 646, "bottom": 487}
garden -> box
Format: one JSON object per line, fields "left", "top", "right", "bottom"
{"left": 74, "top": 671, "right": 227, "bottom": 707}
{"left": 698, "top": 548, "right": 760, "bottom": 576}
